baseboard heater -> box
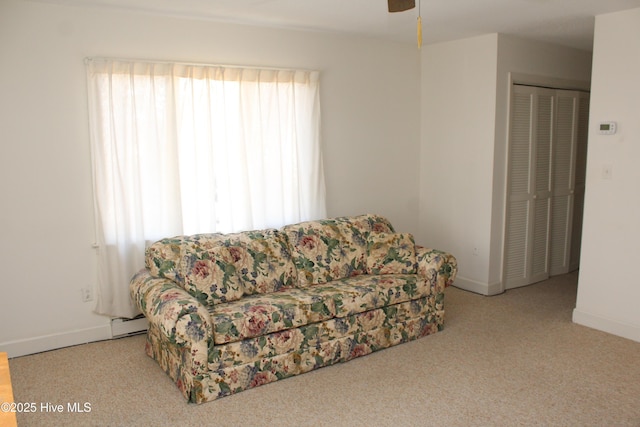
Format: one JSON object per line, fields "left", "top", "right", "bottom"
{"left": 110, "top": 314, "right": 148, "bottom": 338}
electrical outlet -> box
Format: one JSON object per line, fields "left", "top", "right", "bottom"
{"left": 473, "top": 247, "right": 479, "bottom": 256}
{"left": 81, "top": 287, "right": 94, "bottom": 302}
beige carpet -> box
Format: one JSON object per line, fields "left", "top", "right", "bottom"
{"left": 9, "top": 272, "right": 640, "bottom": 426}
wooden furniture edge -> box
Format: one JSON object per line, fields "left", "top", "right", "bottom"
{"left": 0, "top": 352, "right": 18, "bottom": 427}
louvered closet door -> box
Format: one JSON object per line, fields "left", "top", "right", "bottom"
{"left": 504, "top": 85, "right": 554, "bottom": 289}
{"left": 549, "top": 91, "right": 579, "bottom": 276}
{"left": 569, "top": 92, "right": 590, "bottom": 271}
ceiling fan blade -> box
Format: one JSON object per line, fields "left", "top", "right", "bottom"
{"left": 388, "top": 0, "right": 415, "bottom": 13}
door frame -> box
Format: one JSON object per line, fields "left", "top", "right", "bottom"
{"left": 502, "top": 73, "right": 590, "bottom": 290}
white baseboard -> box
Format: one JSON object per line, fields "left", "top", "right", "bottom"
{"left": 452, "top": 276, "right": 504, "bottom": 296}
{"left": 1, "top": 325, "right": 113, "bottom": 359}
{"left": 572, "top": 309, "right": 640, "bottom": 343}
{"left": 110, "top": 317, "right": 148, "bottom": 337}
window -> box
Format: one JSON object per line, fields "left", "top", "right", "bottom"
{"left": 86, "top": 58, "right": 326, "bottom": 318}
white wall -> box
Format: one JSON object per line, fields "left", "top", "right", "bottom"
{"left": 573, "top": 8, "right": 640, "bottom": 342}
{"left": 0, "top": 0, "right": 420, "bottom": 357}
{"left": 419, "top": 34, "right": 592, "bottom": 295}
{"left": 419, "top": 34, "right": 499, "bottom": 294}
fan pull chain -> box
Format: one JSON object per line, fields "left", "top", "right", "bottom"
{"left": 417, "top": 0, "right": 422, "bottom": 49}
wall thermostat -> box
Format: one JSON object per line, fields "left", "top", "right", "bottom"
{"left": 599, "top": 121, "right": 617, "bottom": 135}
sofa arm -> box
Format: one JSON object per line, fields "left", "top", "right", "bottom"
{"left": 416, "top": 246, "right": 458, "bottom": 293}
{"left": 130, "top": 269, "right": 212, "bottom": 372}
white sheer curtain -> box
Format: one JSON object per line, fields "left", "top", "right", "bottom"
{"left": 85, "top": 58, "right": 326, "bottom": 318}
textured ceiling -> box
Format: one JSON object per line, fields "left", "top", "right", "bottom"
{"left": 31, "top": 0, "right": 640, "bottom": 51}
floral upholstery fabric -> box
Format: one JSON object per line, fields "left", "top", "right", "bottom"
{"left": 366, "top": 232, "right": 417, "bottom": 275}
{"left": 209, "top": 295, "right": 443, "bottom": 370}
{"left": 145, "top": 236, "right": 184, "bottom": 283}
{"left": 209, "top": 273, "right": 432, "bottom": 344}
{"left": 416, "top": 246, "right": 458, "bottom": 292}
{"left": 145, "top": 230, "right": 297, "bottom": 306}
{"left": 140, "top": 292, "right": 444, "bottom": 403}
{"left": 130, "top": 214, "right": 457, "bottom": 404}
{"left": 281, "top": 214, "right": 394, "bottom": 286}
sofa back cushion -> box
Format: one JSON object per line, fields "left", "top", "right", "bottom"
{"left": 366, "top": 232, "right": 417, "bottom": 275}
{"left": 146, "top": 236, "right": 185, "bottom": 283}
{"left": 282, "top": 214, "right": 395, "bottom": 287}
{"left": 145, "top": 229, "right": 297, "bottom": 306}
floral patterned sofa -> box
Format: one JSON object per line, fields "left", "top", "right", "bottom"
{"left": 130, "top": 214, "right": 457, "bottom": 404}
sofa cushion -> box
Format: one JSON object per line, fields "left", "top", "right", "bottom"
{"left": 235, "top": 230, "right": 299, "bottom": 296}
{"left": 209, "top": 273, "right": 433, "bottom": 344}
{"left": 210, "top": 292, "right": 310, "bottom": 344}
{"left": 366, "top": 233, "right": 417, "bottom": 275}
{"left": 146, "top": 236, "right": 185, "bottom": 284}
{"left": 147, "top": 229, "right": 297, "bottom": 307}
{"left": 210, "top": 295, "right": 438, "bottom": 368}
{"left": 183, "top": 242, "right": 246, "bottom": 305}
{"left": 282, "top": 214, "right": 395, "bottom": 286}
